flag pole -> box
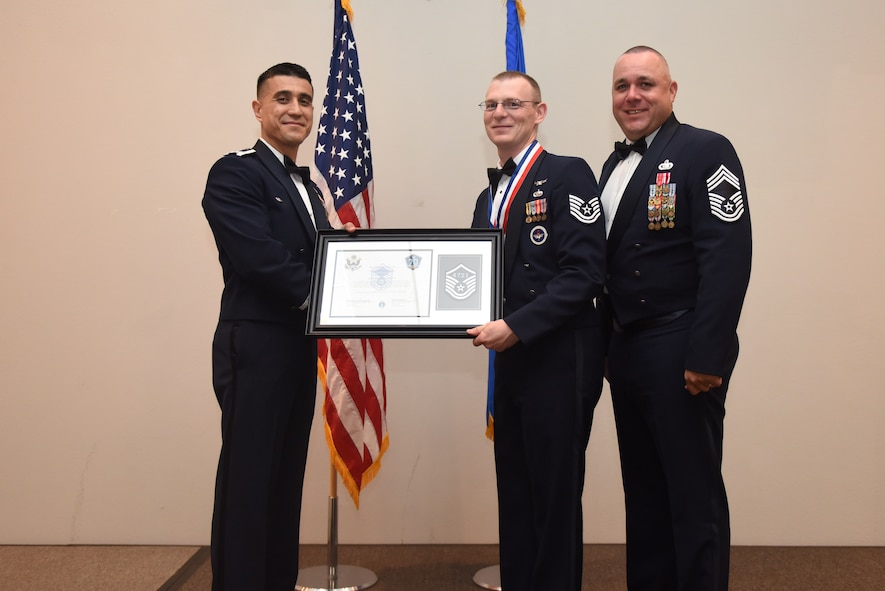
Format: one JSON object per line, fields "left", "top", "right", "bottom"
{"left": 295, "top": 461, "right": 378, "bottom": 591}
{"left": 474, "top": 4, "right": 526, "bottom": 589}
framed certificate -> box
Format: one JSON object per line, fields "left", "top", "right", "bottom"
{"left": 307, "top": 228, "right": 503, "bottom": 337}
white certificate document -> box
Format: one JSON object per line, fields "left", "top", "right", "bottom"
{"left": 308, "top": 230, "right": 502, "bottom": 337}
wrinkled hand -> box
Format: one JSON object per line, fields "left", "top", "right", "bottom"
{"left": 684, "top": 369, "right": 723, "bottom": 396}
{"left": 466, "top": 319, "right": 519, "bottom": 352}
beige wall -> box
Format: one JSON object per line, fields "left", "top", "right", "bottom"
{"left": 1, "top": 0, "right": 883, "bottom": 546}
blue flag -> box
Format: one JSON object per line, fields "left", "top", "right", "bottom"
{"left": 506, "top": 0, "right": 526, "bottom": 73}
{"left": 487, "top": 0, "right": 527, "bottom": 440}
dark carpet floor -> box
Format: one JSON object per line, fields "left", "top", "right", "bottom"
{"left": 168, "top": 544, "right": 885, "bottom": 590}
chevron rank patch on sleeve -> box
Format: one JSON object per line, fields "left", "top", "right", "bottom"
{"left": 568, "top": 194, "right": 602, "bottom": 224}
{"left": 706, "top": 165, "right": 745, "bottom": 222}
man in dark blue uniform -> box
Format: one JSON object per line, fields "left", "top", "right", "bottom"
{"left": 599, "top": 46, "right": 752, "bottom": 591}
{"left": 468, "top": 71, "right": 607, "bottom": 591}
{"left": 202, "top": 63, "right": 331, "bottom": 591}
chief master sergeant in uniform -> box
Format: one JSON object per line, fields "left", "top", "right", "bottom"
{"left": 599, "top": 46, "right": 752, "bottom": 591}
{"left": 202, "top": 62, "right": 331, "bottom": 591}
{"left": 467, "top": 71, "right": 607, "bottom": 591}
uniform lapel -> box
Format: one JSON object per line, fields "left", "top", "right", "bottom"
{"left": 607, "top": 114, "right": 680, "bottom": 256}
{"left": 253, "top": 140, "right": 319, "bottom": 237}
{"left": 306, "top": 182, "right": 331, "bottom": 231}
{"left": 598, "top": 153, "right": 620, "bottom": 193}
{"left": 503, "top": 150, "right": 547, "bottom": 279}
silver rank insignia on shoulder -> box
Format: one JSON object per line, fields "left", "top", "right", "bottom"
{"left": 706, "top": 164, "right": 744, "bottom": 222}
{"left": 568, "top": 194, "right": 602, "bottom": 224}
{"left": 227, "top": 148, "right": 256, "bottom": 157}
{"left": 658, "top": 159, "right": 674, "bottom": 171}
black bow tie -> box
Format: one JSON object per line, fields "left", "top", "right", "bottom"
{"left": 283, "top": 157, "right": 311, "bottom": 180}
{"left": 487, "top": 158, "right": 517, "bottom": 187}
{"left": 614, "top": 138, "right": 647, "bottom": 160}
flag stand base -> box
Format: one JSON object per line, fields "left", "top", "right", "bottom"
{"left": 296, "top": 468, "right": 377, "bottom": 591}
{"left": 296, "top": 564, "right": 377, "bottom": 591}
{"left": 473, "top": 564, "right": 501, "bottom": 590}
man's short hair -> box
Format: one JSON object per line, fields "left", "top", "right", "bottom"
{"left": 622, "top": 46, "right": 669, "bottom": 68}
{"left": 257, "top": 63, "right": 312, "bottom": 97}
{"left": 491, "top": 71, "right": 542, "bottom": 102}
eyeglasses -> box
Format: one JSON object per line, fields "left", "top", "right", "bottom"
{"left": 478, "top": 99, "right": 541, "bottom": 112}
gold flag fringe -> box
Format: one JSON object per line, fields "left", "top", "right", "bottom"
{"left": 342, "top": 0, "right": 354, "bottom": 22}
{"left": 318, "top": 355, "right": 390, "bottom": 509}
{"left": 502, "top": 0, "right": 526, "bottom": 25}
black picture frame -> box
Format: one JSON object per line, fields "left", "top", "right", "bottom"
{"left": 307, "top": 228, "right": 503, "bottom": 337}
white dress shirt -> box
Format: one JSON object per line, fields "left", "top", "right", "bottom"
{"left": 600, "top": 128, "right": 661, "bottom": 237}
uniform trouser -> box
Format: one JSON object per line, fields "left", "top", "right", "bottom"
{"left": 493, "top": 326, "right": 604, "bottom": 591}
{"left": 210, "top": 320, "right": 317, "bottom": 591}
{"left": 608, "top": 312, "right": 738, "bottom": 591}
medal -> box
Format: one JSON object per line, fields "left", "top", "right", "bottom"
{"left": 525, "top": 198, "right": 547, "bottom": 223}
{"left": 647, "top": 185, "right": 658, "bottom": 229}
{"left": 489, "top": 141, "right": 543, "bottom": 230}
{"left": 648, "top": 175, "right": 674, "bottom": 230}
{"left": 654, "top": 185, "right": 663, "bottom": 228}
{"left": 663, "top": 183, "right": 676, "bottom": 228}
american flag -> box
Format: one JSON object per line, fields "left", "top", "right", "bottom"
{"left": 312, "top": 0, "right": 388, "bottom": 508}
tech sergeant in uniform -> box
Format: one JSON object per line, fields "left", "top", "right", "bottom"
{"left": 599, "top": 46, "right": 752, "bottom": 591}
{"left": 202, "top": 62, "right": 331, "bottom": 591}
{"left": 468, "top": 71, "right": 607, "bottom": 591}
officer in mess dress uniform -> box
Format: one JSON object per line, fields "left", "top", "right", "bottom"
{"left": 468, "top": 71, "right": 606, "bottom": 591}
{"left": 202, "top": 63, "right": 330, "bottom": 591}
{"left": 599, "top": 46, "right": 752, "bottom": 591}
